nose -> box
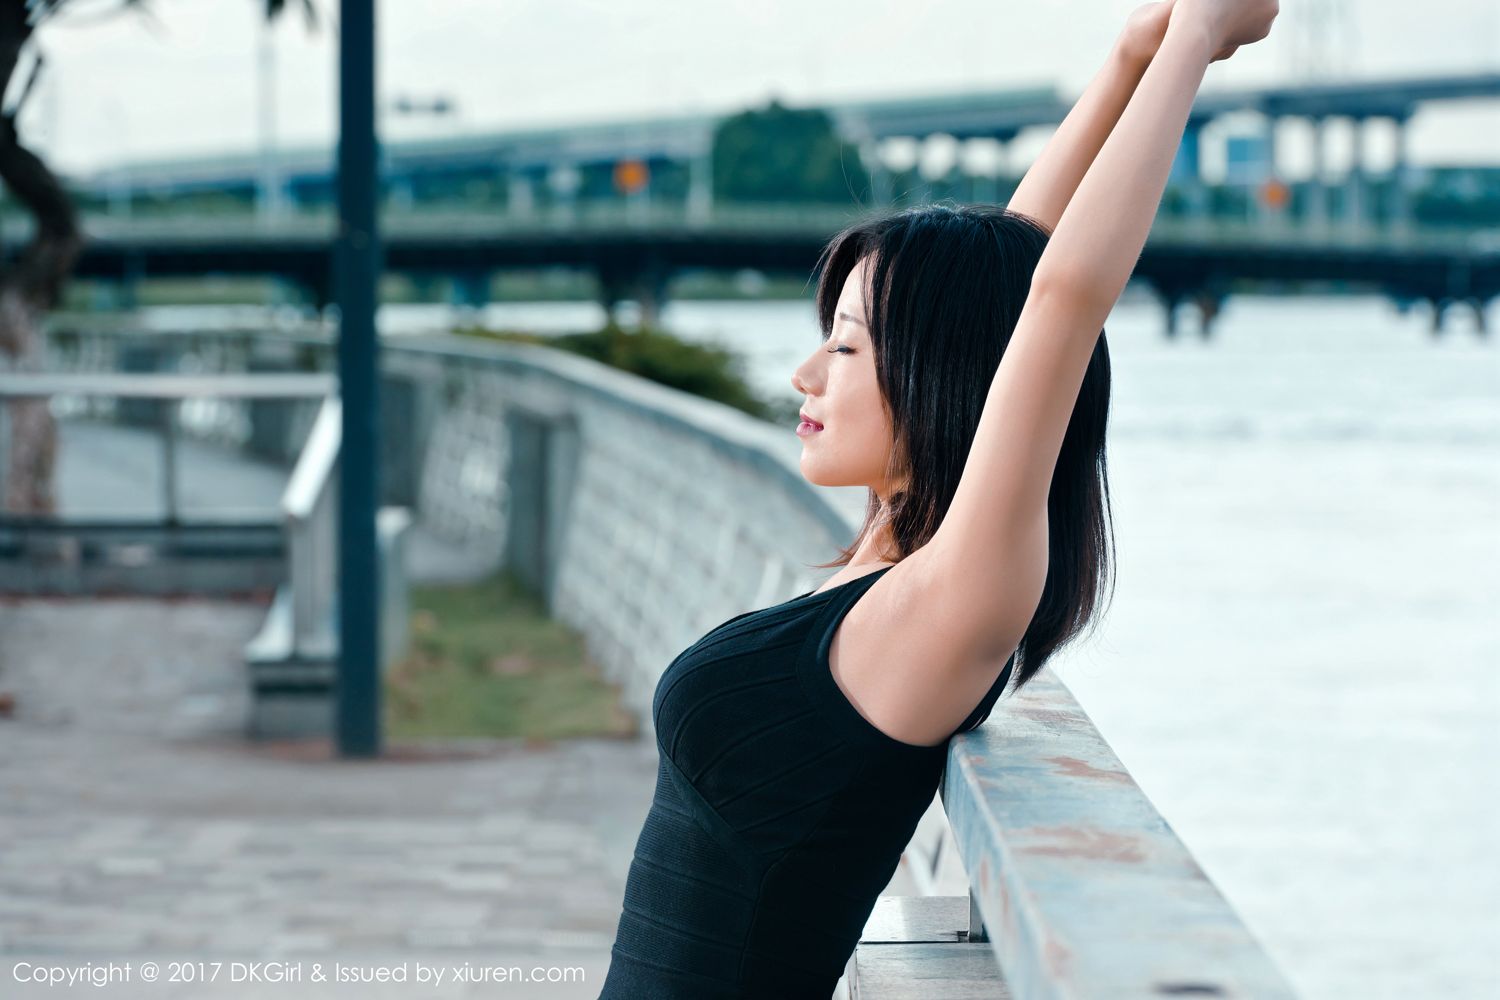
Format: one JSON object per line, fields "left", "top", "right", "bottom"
{"left": 791, "top": 350, "right": 820, "bottom": 396}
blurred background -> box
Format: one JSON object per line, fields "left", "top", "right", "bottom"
{"left": 0, "top": 1, "right": 1496, "bottom": 998}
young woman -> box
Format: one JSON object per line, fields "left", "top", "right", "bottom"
{"left": 599, "top": 1, "right": 1279, "bottom": 996}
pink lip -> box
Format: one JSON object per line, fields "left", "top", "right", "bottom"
{"left": 796, "top": 420, "right": 823, "bottom": 437}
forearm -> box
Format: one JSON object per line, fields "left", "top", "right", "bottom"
{"left": 1006, "top": 39, "right": 1151, "bottom": 232}
{"left": 1032, "top": 12, "right": 1213, "bottom": 305}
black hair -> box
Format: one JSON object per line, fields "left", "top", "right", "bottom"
{"left": 807, "top": 201, "right": 1116, "bottom": 695}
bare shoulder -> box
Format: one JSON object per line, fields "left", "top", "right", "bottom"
{"left": 828, "top": 544, "right": 1036, "bottom": 747}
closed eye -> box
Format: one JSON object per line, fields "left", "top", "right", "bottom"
{"left": 826, "top": 345, "right": 853, "bottom": 355}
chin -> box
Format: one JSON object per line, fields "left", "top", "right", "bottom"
{"left": 798, "top": 459, "right": 832, "bottom": 487}
{"left": 798, "top": 461, "right": 859, "bottom": 490}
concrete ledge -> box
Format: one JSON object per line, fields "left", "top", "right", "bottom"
{"left": 845, "top": 896, "right": 1009, "bottom": 1000}
{"left": 941, "top": 670, "right": 1298, "bottom": 1000}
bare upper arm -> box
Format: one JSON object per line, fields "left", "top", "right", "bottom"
{"left": 827, "top": 541, "right": 1041, "bottom": 747}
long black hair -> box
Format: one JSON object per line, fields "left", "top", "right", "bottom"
{"left": 807, "top": 202, "right": 1116, "bottom": 695}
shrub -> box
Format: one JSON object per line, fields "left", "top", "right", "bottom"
{"left": 459, "top": 321, "right": 787, "bottom": 423}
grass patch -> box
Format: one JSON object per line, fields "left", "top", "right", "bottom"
{"left": 458, "top": 321, "right": 798, "bottom": 425}
{"left": 384, "top": 570, "right": 638, "bottom": 744}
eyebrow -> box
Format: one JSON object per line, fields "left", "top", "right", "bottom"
{"left": 836, "top": 311, "right": 867, "bottom": 328}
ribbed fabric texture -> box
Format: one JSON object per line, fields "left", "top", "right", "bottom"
{"left": 599, "top": 565, "right": 1015, "bottom": 999}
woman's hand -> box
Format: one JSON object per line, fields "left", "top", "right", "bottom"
{"left": 1117, "top": 1, "right": 1177, "bottom": 68}
{"left": 1175, "top": 0, "right": 1280, "bottom": 62}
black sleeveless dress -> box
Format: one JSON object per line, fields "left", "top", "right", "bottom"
{"left": 598, "top": 565, "right": 1015, "bottom": 999}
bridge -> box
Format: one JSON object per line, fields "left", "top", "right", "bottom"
{"left": 20, "top": 206, "right": 1500, "bottom": 336}
{"left": 76, "top": 71, "right": 1500, "bottom": 234}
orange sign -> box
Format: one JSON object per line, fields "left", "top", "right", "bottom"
{"left": 614, "top": 160, "right": 649, "bottom": 194}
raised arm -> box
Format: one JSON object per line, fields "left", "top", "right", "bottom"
{"left": 928, "top": 0, "right": 1280, "bottom": 656}
{"left": 1006, "top": 0, "right": 1176, "bottom": 232}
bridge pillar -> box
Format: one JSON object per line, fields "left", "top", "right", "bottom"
{"left": 1427, "top": 297, "right": 1452, "bottom": 336}
{"left": 1149, "top": 282, "right": 1186, "bottom": 340}
{"left": 598, "top": 260, "right": 671, "bottom": 330}
{"left": 1432, "top": 296, "right": 1494, "bottom": 338}
{"left": 632, "top": 269, "right": 670, "bottom": 330}
{"left": 1473, "top": 298, "right": 1492, "bottom": 338}
{"left": 1163, "top": 293, "right": 1183, "bottom": 340}
{"left": 1194, "top": 289, "right": 1225, "bottom": 340}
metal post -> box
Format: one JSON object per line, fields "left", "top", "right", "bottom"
{"left": 967, "top": 888, "right": 988, "bottom": 943}
{"left": 334, "top": 0, "right": 382, "bottom": 758}
{"left": 160, "top": 399, "right": 179, "bottom": 524}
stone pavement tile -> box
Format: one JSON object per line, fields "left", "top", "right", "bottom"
{"left": 0, "top": 598, "right": 660, "bottom": 990}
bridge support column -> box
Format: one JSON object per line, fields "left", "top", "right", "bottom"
{"left": 1151, "top": 283, "right": 1185, "bottom": 340}
{"left": 1194, "top": 289, "right": 1225, "bottom": 340}
{"left": 1431, "top": 296, "right": 1494, "bottom": 338}
{"left": 598, "top": 260, "right": 671, "bottom": 330}
{"left": 632, "top": 270, "right": 669, "bottom": 330}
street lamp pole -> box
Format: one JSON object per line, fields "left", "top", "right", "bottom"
{"left": 334, "top": 0, "right": 382, "bottom": 758}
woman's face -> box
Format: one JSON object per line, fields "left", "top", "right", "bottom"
{"left": 791, "top": 256, "right": 901, "bottom": 493}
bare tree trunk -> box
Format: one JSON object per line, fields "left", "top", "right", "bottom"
{"left": 0, "top": 293, "right": 57, "bottom": 512}
{"left": 0, "top": 1, "right": 84, "bottom": 514}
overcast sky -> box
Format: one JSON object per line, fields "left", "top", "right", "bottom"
{"left": 16, "top": 0, "right": 1500, "bottom": 180}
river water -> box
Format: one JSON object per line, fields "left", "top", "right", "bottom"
{"left": 142, "top": 290, "right": 1500, "bottom": 998}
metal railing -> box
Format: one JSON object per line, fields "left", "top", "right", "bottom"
{"left": 0, "top": 372, "right": 334, "bottom": 598}
{"left": 0, "top": 371, "right": 334, "bottom": 525}
{"left": 280, "top": 395, "right": 341, "bottom": 654}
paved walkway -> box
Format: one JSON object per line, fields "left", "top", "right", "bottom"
{"left": 0, "top": 596, "right": 659, "bottom": 1000}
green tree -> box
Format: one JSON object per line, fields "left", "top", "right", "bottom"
{"left": 712, "top": 98, "right": 869, "bottom": 204}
